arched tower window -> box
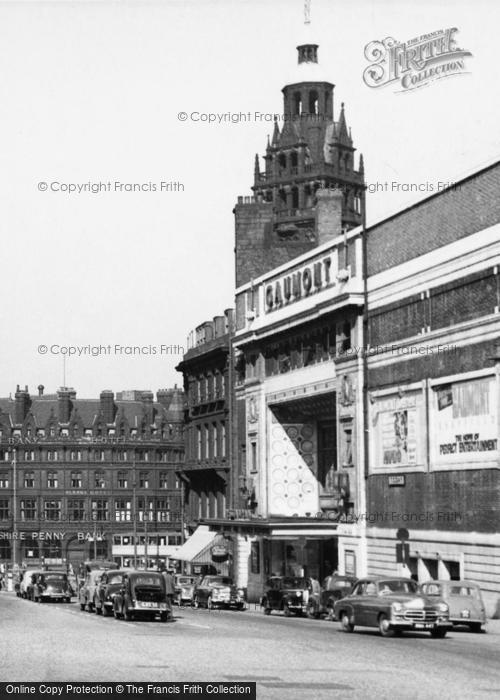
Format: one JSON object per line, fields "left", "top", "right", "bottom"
{"left": 291, "top": 151, "right": 298, "bottom": 169}
{"left": 293, "top": 92, "right": 302, "bottom": 116}
{"left": 278, "top": 153, "right": 287, "bottom": 172}
{"left": 309, "top": 91, "right": 319, "bottom": 115}
{"left": 291, "top": 187, "right": 299, "bottom": 209}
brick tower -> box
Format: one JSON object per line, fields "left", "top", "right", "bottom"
{"left": 235, "top": 16, "right": 365, "bottom": 287}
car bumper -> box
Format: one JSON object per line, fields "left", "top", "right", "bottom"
{"left": 390, "top": 620, "right": 453, "bottom": 631}
{"left": 130, "top": 602, "right": 169, "bottom": 612}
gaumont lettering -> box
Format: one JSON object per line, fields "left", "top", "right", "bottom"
{"left": 363, "top": 28, "right": 472, "bottom": 92}
{"left": 265, "top": 255, "right": 334, "bottom": 312}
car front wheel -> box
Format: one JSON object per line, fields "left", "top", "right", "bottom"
{"left": 340, "top": 611, "right": 354, "bottom": 633}
{"left": 283, "top": 603, "right": 292, "bottom": 617}
{"left": 430, "top": 627, "right": 447, "bottom": 638}
{"left": 469, "top": 622, "right": 483, "bottom": 633}
{"left": 124, "top": 606, "right": 134, "bottom": 621}
{"left": 378, "top": 614, "right": 394, "bottom": 637}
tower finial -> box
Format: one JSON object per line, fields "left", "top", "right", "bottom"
{"left": 304, "top": 0, "right": 312, "bottom": 25}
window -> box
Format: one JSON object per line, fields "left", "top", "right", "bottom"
{"left": 117, "top": 471, "right": 128, "bottom": 488}
{"left": 213, "top": 423, "right": 218, "bottom": 459}
{"left": 67, "top": 499, "right": 85, "bottom": 521}
{"left": 159, "top": 472, "right": 168, "bottom": 489}
{"left": 0, "top": 472, "right": 9, "bottom": 488}
{"left": 70, "top": 451, "right": 82, "bottom": 461}
{"left": 204, "top": 424, "right": 209, "bottom": 459}
{"left": 24, "top": 471, "right": 35, "bottom": 488}
{"left": 114, "top": 499, "right": 132, "bottom": 522}
{"left": 24, "top": 450, "right": 35, "bottom": 461}
{"left": 47, "top": 471, "right": 58, "bottom": 488}
{"left": 156, "top": 500, "right": 170, "bottom": 522}
{"left": 0, "top": 499, "right": 10, "bottom": 520}
{"left": 175, "top": 478, "right": 180, "bottom": 489}
{"left": 139, "top": 471, "right": 149, "bottom": 489}
{"left": 20, "top": 499, "right": 37, "bottom": 521}
{"left": 221, "top": 422, "right": 227, "bottom": 458}
{"left": 91, "top": 499, "right": 109, "bottom": 521}
{"left": 137, "top": 497, "right": 154, "bottom": 522}
{"left": 44, "top": 500, "right": 61, "bottom": 521}
{"left": 197, "top": 426, "right": 202, "bottom": 460}
{"left": 94, "top": 470, "right": 105, "bottom": 489}
{"left": 250, "top": 441, "right": 258, "bottom": 474}
{"left": 70, "top": 471, "right": 82, "bottom": 488}
{"left": 117, "top": 450, "right": 128, "bottom": 462}
{"left": 47, "top": 450, "right": 58, "bottom": 462}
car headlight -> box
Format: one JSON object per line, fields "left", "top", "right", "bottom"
{"left": 437, "top": 602, "right": 449, "bottom": 613}
{"left": 237, "top": 589, "right": 245, "bottom": 597}
{"left": 392, "top": 602, "right": 404, "bottom": 613}
{"left": 296, "top": 591, "right": 302, "bottom": 597}
{"left": 460, "top": 608, "right": 471, "bottom": 618}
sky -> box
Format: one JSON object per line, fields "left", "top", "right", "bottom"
{"left": 0, "top": 0, "right": 498, "bottom": 399}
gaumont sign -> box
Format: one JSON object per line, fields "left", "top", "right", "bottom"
{"left": 265, "top": 252, "right": 341, "bottom": 313}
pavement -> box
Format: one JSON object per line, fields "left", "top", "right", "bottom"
{"left": 1, "top": 590, "right": 500, "bottom": 699}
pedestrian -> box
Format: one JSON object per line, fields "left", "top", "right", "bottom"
{"left": 162, "top": 569, "right": 175, "bottom": 619}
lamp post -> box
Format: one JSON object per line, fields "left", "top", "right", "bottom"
{"left": 11, "top": 447, "right": 18, "bottom": 570}
{"left": 132, "top": 459, "right": 137, "bottom": 568}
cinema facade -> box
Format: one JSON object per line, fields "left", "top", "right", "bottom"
{"left": 207, "top": 199, "right": 367, "bottom": 603}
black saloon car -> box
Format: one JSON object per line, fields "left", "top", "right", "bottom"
{"left": 95, "top": 569, "right": 128, "bottom": 616}
{"left": 261, "top": 576, "right": 312, "bottom": 616}
{"left": 113, "top": 571, "right": 170, "bottom": 622}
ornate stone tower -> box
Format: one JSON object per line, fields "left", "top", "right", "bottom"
{"left": 235, "top": 14, "right": 365, "bottom": 287}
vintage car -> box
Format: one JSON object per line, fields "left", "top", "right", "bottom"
{"left": 18, "top": 568, "right": 45, "bottom": 599}
{"left": 192, "top": 575, "right": 246, "bottom": 610}
{"left": 94, "top": 569, "right": 128, "bottom": 616}
{"left": 306, "top": 574, "right": 357, "bottom": 619}
{"left": 420, "top": 580, "right": 487, "bottom": 632}
{"left": 174, "top": 574, "right": 197, "bottom": 606}
{"left": 31, "top": 572, "right": 73, "bottom": 603}
{"left": 334, "top": 577, "right": 452, "bottom": 637}
{"left": 261, "top": 576, "right": 312, "bottom": 616}
{"left": 113, "top": 571, "right": 170, "bottom": 621}
{"left": 79, "top": 569, "right": 105, "bottom": 612}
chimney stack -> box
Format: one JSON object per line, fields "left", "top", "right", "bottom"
{"left": 315, "top": 188, "right": 343, "bottom": 245}
{"left": 99, "top": 390, "right": 115, "bottom": 424}
{"left": 141, "top": 391, "right": 155, "bottom": 424}
{"left": 14, "top": 385, "right": 31, "bottom": 424}
{"left": 57, "top": 387, "right": 76, "bottom": 423}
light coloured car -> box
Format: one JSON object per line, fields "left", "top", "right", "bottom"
{"left": 334, "top": 577, "right": 452, "bottom": 638}
{"left": 79, "top": 569, "right": 105, "bottom": 612}
{"left": 18, "top": 569, "right": 45, "bottom": 599}
{"left": 420, "top": 580, "right": 487, "bottom": 632}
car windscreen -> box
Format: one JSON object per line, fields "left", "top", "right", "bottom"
{"left": 106, "top": 574, "right": 123, "bottom": 585}
{"left": 132, "top": 575, "right": 162, "bottom": 587}
{"left": 378, "top": 580, "right": 419, "bottom": 594}
{"left": 206, "top": 577, "right": 232, "bottom": 586}
{"left": 44, "top": 574, "right": 66, "bottom": 581}
{"left": 282, "top": 577, "right": 307, "bottom": 589}
{"left": 177, "top": 577, "right": 194, "bottom": 585}
{"left": 450, "top": 586, "right": 479, "bottom": 597}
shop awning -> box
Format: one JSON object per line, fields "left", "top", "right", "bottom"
{"left": 172, "top": 525, "right": 217, "bottom": 562}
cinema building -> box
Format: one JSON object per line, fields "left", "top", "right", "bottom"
{"left": 0, "top": 385, "right": 185, "bottom": 571}
{"left": 364, "top": 159, "right": 500, "bottom": 617}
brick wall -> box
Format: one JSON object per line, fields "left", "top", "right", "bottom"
{"left": 368, "top": 339, "right": 497, "bottom": 389}
{"left": 367, "top": 161, "right": 500, "bottom": 275}
{"left": 367, "top": 469, "right": 500, "bottom": 533}
{"left": 368, "top": 269, "right": 499, "bottom": 347}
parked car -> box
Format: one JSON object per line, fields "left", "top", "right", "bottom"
{"left": 113, "top": 571, "right": 170, "bottom": 621}
{"left": 420, "top": 580, "right": 487, "bottom": 633}
{"left": 174, "top": 574, "right": 197, "bottom": 606}
{"left": 32, "top": 572, "right": 73, "bottom": 603}
{"left": 18, "top": 569, "right": 45, "bottom": 599}
{"left": 192, "top": 575, "right": 246, "bottom": 610}
{"left": 261, "top": 576, "right": 312, "bottom": 616}
{"left": 334, "top": 577, "right": 452, "bottom": 637}
{"left": 307, "top": 574, "right": 357, "bottom": 619}
{"left": 79, "top": 569, "right": 105, "bottom": 612}
{"left": 95, "top": 569, "right": 128, "bottom": 616}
